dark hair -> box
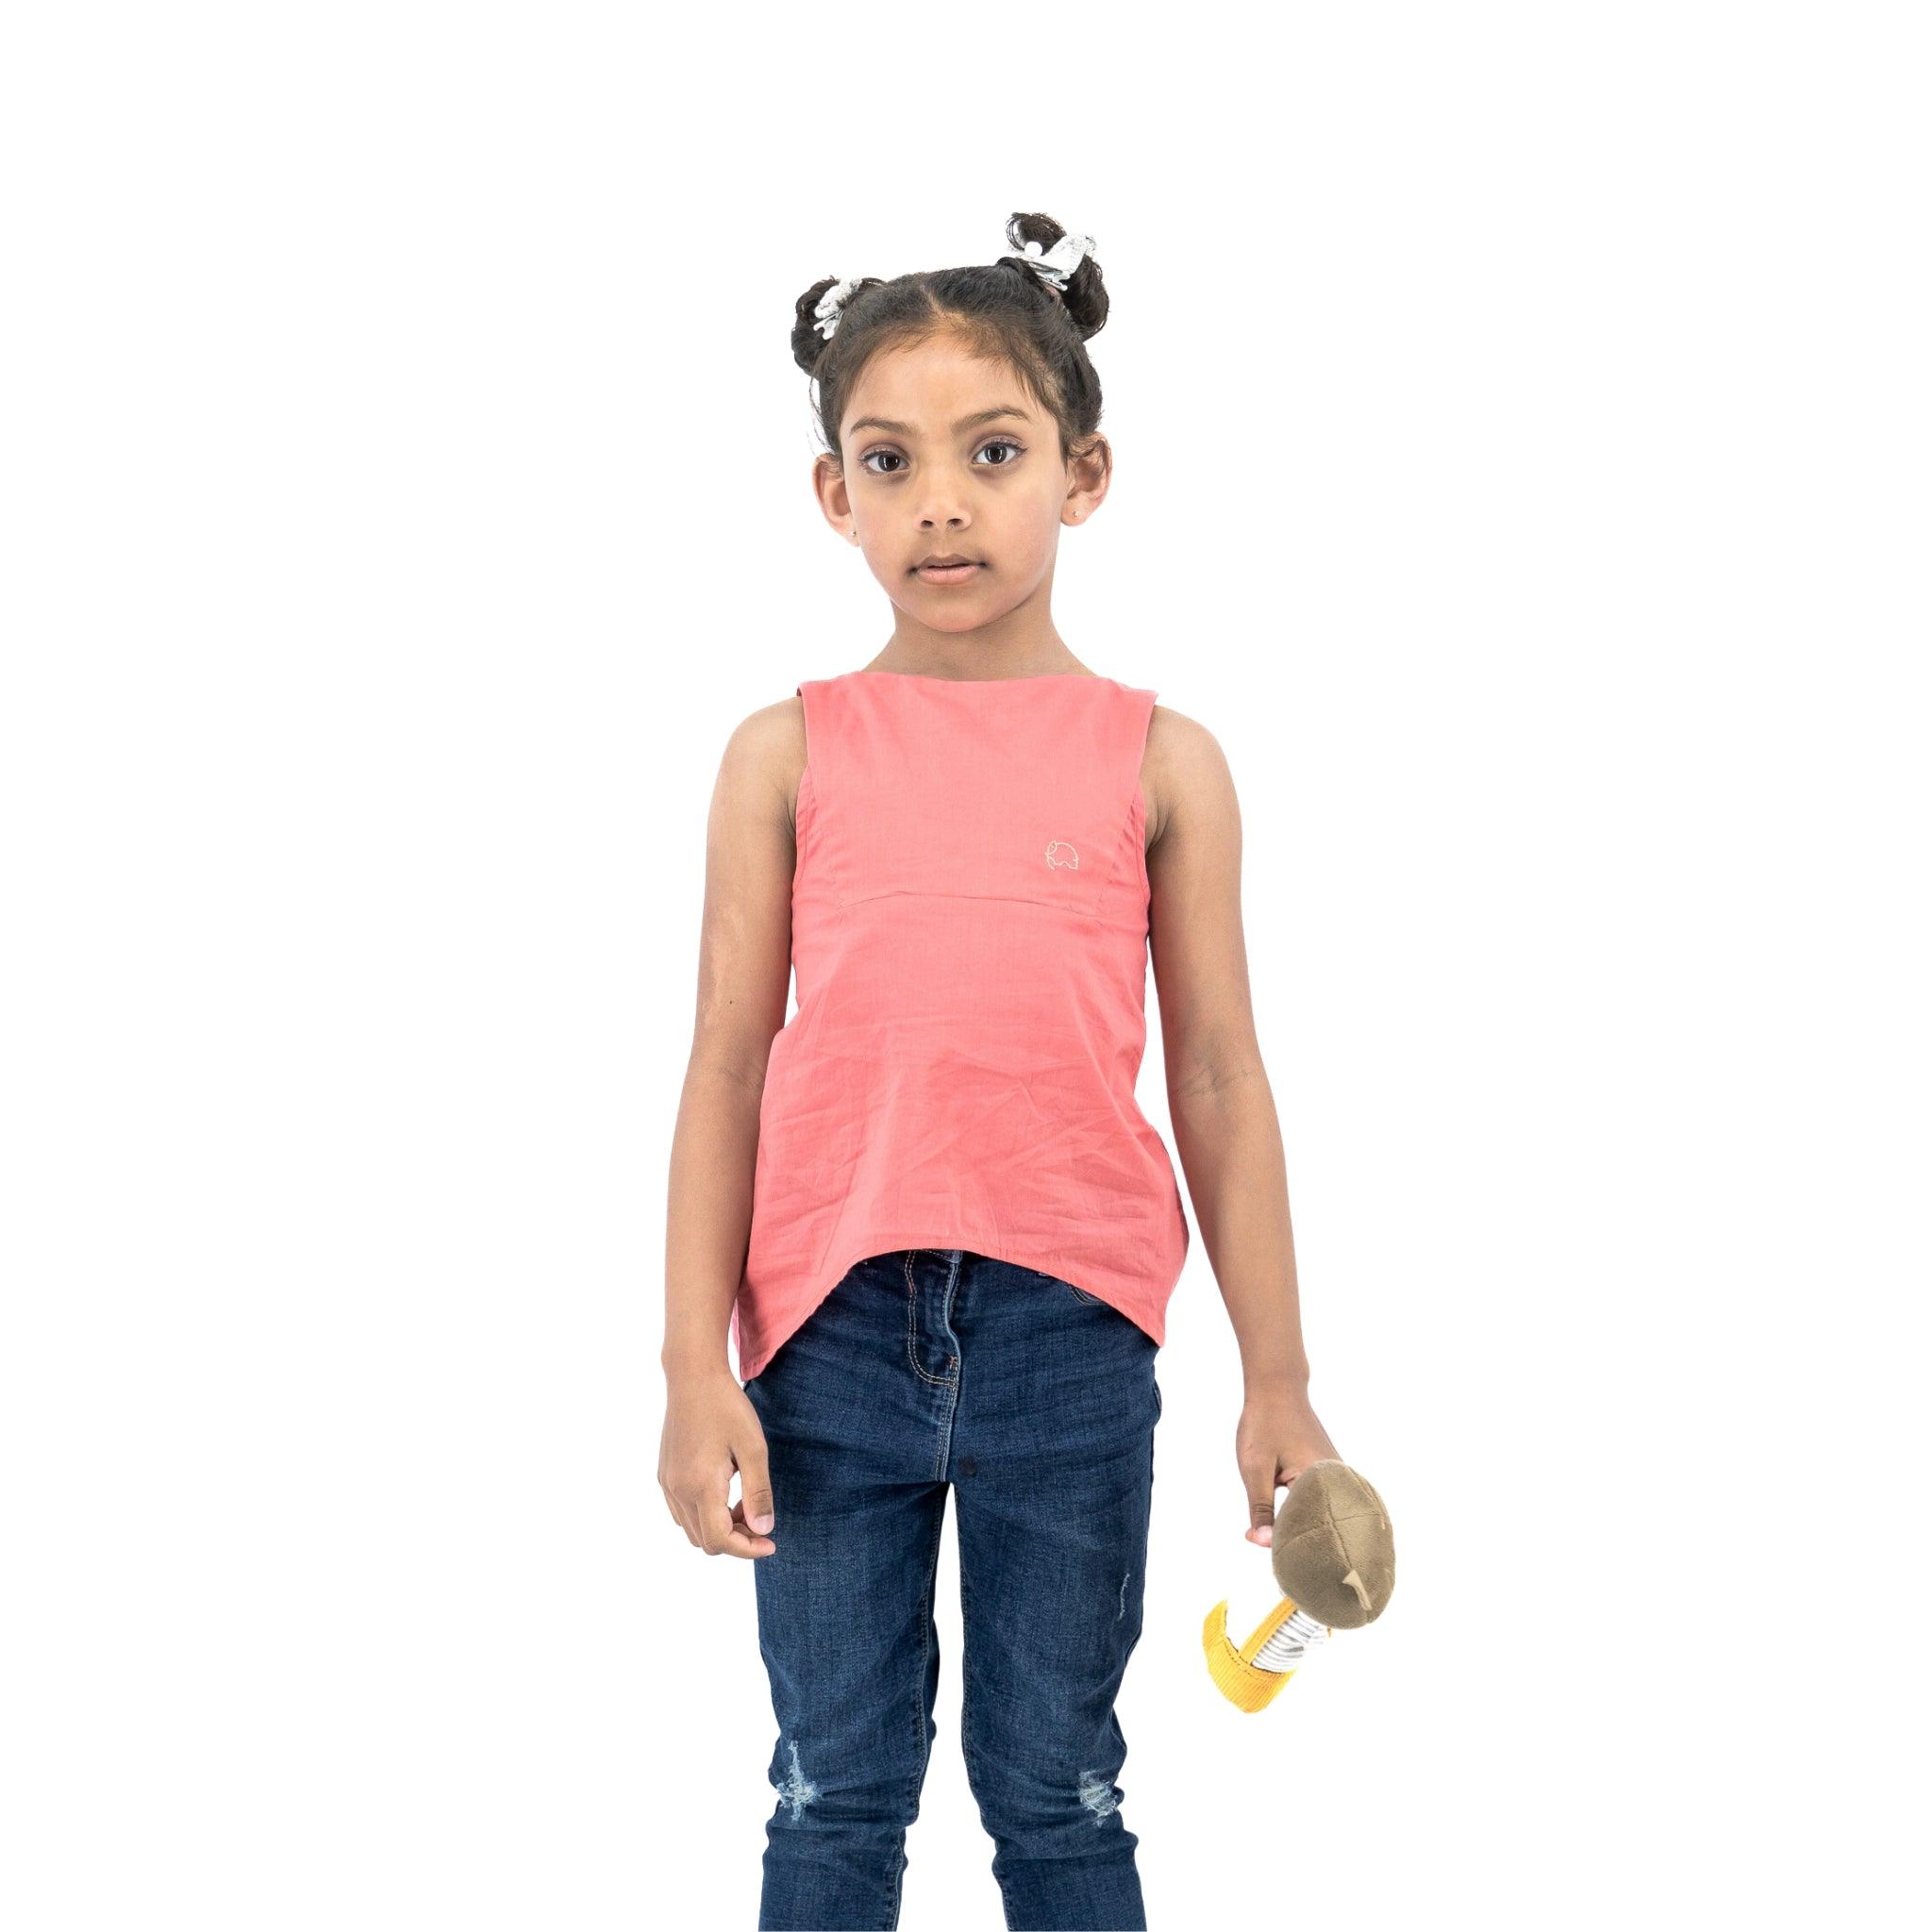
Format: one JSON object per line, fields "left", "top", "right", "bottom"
{"left": 789, "top": 212, "right": 1109, "bottom": 469}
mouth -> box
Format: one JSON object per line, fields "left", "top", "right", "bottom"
{"left": 915, "top": 558, "right": 982, "bottom": 583}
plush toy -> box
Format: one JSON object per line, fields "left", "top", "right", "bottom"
{"left": 1202, "top": 1460, "right": 1395, "bottom": 1712}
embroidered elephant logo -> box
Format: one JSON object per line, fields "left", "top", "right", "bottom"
{"left": 1044, "top": 841, "right": 1080, "bottom": 870}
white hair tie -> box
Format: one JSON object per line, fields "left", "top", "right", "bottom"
{"left": 812, "top": 276, "right": 864, "bottom": 341}
{"left": 1013, "top": 230, "right": 1095, "bottom": 292}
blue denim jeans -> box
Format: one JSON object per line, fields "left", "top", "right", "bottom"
{"left": 742, "top": 1247, "right": 1162, "bottom": 1931}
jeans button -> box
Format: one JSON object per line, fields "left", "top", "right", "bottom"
{"left": 959, "top": 1456, "right": 977, "bottom": 1476}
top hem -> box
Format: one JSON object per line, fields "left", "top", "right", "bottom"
{"left": 737, "top": 1232, "right": 1174, "bottom": 1384}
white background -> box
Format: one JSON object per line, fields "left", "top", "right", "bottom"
{"left": 5, "top": 4, "right": 1926, "bottom": 1927}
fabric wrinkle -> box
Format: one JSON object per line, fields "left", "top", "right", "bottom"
{"left": 734, "top": 672, "right": 1190, "bottom": 1383}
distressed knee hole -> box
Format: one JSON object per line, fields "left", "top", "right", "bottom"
{"left": 1077, "top": 1769, "right": 1121, "bottom": 1823}
{"left": 774, "top": 1738, "right": 819, "bottom": 1821}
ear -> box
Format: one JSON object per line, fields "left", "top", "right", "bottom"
{"left": 812, "top": 453, "right": 854, "bottom": 537}
{"left": 1064, "top": 434, "right": 1112, "bottom": 525}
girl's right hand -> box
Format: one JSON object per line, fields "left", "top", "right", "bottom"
{"left": 658, "top": 1365, "right": 779, "bottom": 1558}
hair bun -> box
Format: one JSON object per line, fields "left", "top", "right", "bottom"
{"left": 1000, "top": 212, "right": 1108, "bottom": 341}
{"left": 791, "top": 275, "right": 876, "bottom": 373}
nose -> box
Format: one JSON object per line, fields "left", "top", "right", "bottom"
{"left": 917, "top": 485, "right": 971, "bottom": 529}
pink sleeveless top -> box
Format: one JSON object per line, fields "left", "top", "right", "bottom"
{"left": 731, "top": 670, "right": 1191, "bottom": 1382}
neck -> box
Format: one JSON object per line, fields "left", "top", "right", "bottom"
{"left": 874, "top": 609, "right": 1084, "bottom": 683}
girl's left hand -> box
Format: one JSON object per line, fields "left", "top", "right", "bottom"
{"left": 1237, "top": 1380, "right": 1341, "bottom": 1547}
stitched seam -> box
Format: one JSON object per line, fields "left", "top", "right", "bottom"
{"left": 792, "top": 761, "right": 817, "bottom": 871}
{"left": 912, "top": 1495, "right": 945, "bottom": 1800}
{"left": 930, "top": 1250, "right": 963, "bottom": 1478}
{"left": 931, "top": 1378, "right": 958, "bottom": 1483}
{"left": 904, "top": 1250, "right": 953, "bottom": 1388}
{"left": 960, "top": 1556, "right": 982, "bottom": 1790}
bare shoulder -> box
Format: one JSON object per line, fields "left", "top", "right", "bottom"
{"left": 1141, "top": 702, "right": 1236, "bottom": 852}
{"left": 715, "top": 692, "right": 809, "bottom": 836}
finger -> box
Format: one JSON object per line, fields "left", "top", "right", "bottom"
{"left": 671, "top": 1498, "right": 703, "bottom": 1549}
{"left": 729, "top": 1497, "right": 777, "bottom": 1557}
{"left": 1242, "top": 1457, "right": 1280, "bottom": 1543}
{"left": 698, "top": 1491, "right": 775, "bottom": 1559}
{"left": 737, "top": 1445, "right": 776, "bottom": 1538}
{"left": 663, "top": 1488, "right": 701, "bottom": 1548}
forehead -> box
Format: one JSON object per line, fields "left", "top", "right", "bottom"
{"left": 841, "top": 337, "right": 1040, "bottom": 440}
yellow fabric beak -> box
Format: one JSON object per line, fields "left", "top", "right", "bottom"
{"left": 1201, "top": 1597, "right": 1310, "bottom": 1712}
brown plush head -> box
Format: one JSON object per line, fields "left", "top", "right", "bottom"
{"left": 1270, "top": 1460, "right": 1396, "bottom": 1629}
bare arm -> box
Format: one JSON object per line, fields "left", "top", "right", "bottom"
{"left": 661, "top": 697, "right": 801, "bottom": 1372}
{"left": 658, "top": 695, "right": 803, "bottom": 1559}
{"left": 1143, "top": 707, "right": 1341, "bottom": 1544}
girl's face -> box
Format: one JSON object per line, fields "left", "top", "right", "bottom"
{"left": 821, "top": 333, "right": 1108, "bottom": 633}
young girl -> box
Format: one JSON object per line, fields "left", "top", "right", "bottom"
{"left": 659, "top": 212, "right": 1339, "bottom": 1931}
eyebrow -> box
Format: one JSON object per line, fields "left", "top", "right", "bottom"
{"left": 845, "top": 406, "right": 1033, "bottom": 438}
